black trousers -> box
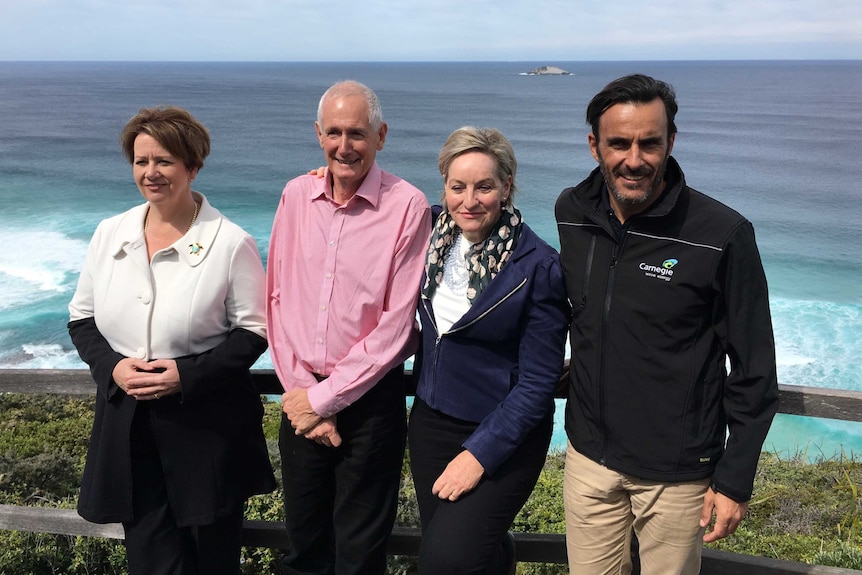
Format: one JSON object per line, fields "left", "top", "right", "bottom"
{"left": 123, "top": 407, "right": 245, "bottom": 575}
{"left": 278, "top": 367, "right": 407, "bottom": 575}
{"left": 408, "top": 397, "right": 553, "bottom": 575}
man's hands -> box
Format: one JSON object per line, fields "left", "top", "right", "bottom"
{"left": 282, "top": 388, "right": 342, "bottom": 447}
{"left": 282, "top": 388, "right": 322, "bottom": 433}
{"left": 304, "top": 416, "right": 342, "bottom": 447}
{"left": 701, "top": 487, "right": 748, "bottom": 543}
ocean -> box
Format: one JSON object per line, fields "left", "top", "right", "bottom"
{"left": 1, "top": 61, "right": 860, "bottom": 459}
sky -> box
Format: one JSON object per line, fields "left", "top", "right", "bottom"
{"left": 1, "top": 0, "right": 861, "bottom": 61}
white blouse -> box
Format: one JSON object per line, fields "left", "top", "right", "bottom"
{"left": 69, "top": 192, "right": 266, "bottom": 361}
{"left": 431, "top": 231, "right": 473, "bottom": 334}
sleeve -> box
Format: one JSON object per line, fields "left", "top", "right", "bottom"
{"left": 176, "top": 234, "right": 268, "bottom": 403}
{"left": 175, "top": 328, "right": 267, "bottom": 402}
{"left": 68, "top": 317, "right": 125, "bottom": 401}
{"left": 306, "top": 197, "right": 432, "bottom": 417}
{"left": 462, "top": 254, "right": 572, "bottom": 475}
{"left": 265, "top": 187, "right": 304, "bottom": 393}
{"left": 67, "top": 223, "right": 125, "bottom": 401}
{"left": 68, "top": 222, "right": 100, "bottom": 323}
{"left": 710, "top": 222, "right": 780, "bottom": 502}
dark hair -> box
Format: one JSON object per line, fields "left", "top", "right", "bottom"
{"left": 120, "top": 106, "right": 210, "bottom": 171}
{"left": 586, "top": 74, "right": 678, "bottom": 139}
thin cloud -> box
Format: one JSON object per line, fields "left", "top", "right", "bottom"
{"left": 0, "top": 0, "right": 859, "bottom": 60}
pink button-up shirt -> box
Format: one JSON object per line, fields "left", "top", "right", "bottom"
{"left": 266, "top": 163, "right": 431, "bottom": 418}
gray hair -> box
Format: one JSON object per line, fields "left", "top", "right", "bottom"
{"left": 317, "top": 80, "right": 384, "bottom": 131}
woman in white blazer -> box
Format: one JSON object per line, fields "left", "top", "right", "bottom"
{"left": 68, "top": 106, "right": 275, "bottom": 575}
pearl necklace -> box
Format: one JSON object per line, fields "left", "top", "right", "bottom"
{"left": 144, "top": 200, "right": 199, "bottom": 237}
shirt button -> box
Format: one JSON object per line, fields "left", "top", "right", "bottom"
{"left": 321, "top": 305, "right": 327, "bottom": 311}
{"left": 317, "top": 338, "right": 324, "bottom": 345}
{"left": 329, "top": 241, "right": 335, "bottom": 247}
{"left": 139, "top": 293, "right": 151, "bottom": 305}
{"left": 326, "top": 272, "right": 332, "bottom": 279}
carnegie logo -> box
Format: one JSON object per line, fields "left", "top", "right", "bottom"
{"left": 639, "top": 259, "right": 678, "bottom": 282}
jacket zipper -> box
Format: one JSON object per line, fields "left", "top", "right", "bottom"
{"left": 599, "top": 232, "right": 625, "bottom": 465}
{"left": 581, "top": 236, "right": 596, "bottom": 309}
{"left": 448, "top": 278, "right": 528, "bottom": 333}
{"left": 422, "top": 278, "right": 528, "bottom": 405}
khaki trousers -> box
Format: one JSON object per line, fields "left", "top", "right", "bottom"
{"left": 564, "top": 444, "right": 709, "bottom": 575}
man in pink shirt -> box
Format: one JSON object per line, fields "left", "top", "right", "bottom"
{"left": 266, "top": 80, "right": 431, "bottom": 575}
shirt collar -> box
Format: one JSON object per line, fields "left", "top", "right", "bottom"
{"left": 111, "top": 192, "right": 220, "bottom": 268}
{"left": 179, "top": 192, "right": 220, "bottom": 267}
{"left": 309, "top": 162, "right": 383, "bottom": 208}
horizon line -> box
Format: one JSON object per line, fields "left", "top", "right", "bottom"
{"left": 1, "top": 57, "right": 861, "bottom": 64}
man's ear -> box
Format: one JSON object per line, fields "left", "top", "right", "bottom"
{"left": 376, "top": 122, "right": 388, "bottom": 151}
{"left": 315, "top": 121, "right": 324, "bottom": 148}
{"left": 588, "top": 132, "right": 600, "bottom": 163}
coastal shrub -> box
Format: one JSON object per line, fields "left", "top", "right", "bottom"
{"left": 814, "top": 541, "right": 862, "bottom": 569}
{"left": 0, "top": 526, "right": 127, "bottom": 575}
{"left": 709, "top": 451, "right": 862, "bottom": 565}
{"left": 3, "top": 393, "right": 862, "bottom": 572}
{"left": 512, "top": 449, "right": 566, "bottom": 535}
{"left": 0, "top": 394, "right": 91, "bottom": 463}
{"left": 241, "top": 491, "right": 284, "bottom": 575}
{"left": 0, "top": 450, "right": 80, "bottom": 503}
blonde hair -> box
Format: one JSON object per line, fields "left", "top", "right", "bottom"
{"left": 437, "top": 126, "right": 517, "bottom": 207}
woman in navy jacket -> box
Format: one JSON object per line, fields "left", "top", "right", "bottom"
{"left": 409, "top": 126, "right": 570, "bottom": 574}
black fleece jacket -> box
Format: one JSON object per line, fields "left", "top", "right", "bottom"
{"left": 555, "top": 157, "right": 779, "bottom": 502}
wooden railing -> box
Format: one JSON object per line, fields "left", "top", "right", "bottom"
{"left": 2, "top": 369, "right": 862, "bottom": 574}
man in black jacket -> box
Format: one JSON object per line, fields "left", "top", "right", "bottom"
{"left": 555, "top": 74, "right": 779, "bottom": 575}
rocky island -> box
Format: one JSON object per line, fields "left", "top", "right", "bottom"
{"left": 523, "top": 65, "right": 572, "bottom": 76}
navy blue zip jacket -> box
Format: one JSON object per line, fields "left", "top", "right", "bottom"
{"left": 555, "top": 157, "right": 779, "bottom": 502}
{"left": 413, "top": 210, "right": 570, "bottom": 475}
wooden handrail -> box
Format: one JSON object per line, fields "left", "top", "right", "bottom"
{"left": 1, "top": 505, "right": 859, "bottom": 574}
{"left": 1, "top": 369, "right": 862, "bottom": 422}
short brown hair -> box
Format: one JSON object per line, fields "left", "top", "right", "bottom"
{"left": 120, "top": 106, "right": 210, "bottom": 171}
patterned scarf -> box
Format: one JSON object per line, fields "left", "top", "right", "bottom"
{"left": 422, "top": 205, "right": 523, "bottom": 304}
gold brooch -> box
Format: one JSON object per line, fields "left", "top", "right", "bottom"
{"left": 189, "top": 243, "right": 204, "bottom": 255}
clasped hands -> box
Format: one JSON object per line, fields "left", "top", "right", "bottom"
{"left": 113, "top": 357, "right": 180, "bottom": 400}
{"left": 282, "top": 388, "right": 342, "bottom": 448}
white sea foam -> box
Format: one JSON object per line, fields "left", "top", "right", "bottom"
{"left": 774, "top": 351, "right": 816, "bottom": 367}
{"left": 19, "top": 344, "right": 84, "bottom": 369}
{"left": 770, "top": 298, "right": 862, "bottom": 391}
{"left": 0, "top": 228, "right": 88, "bottom": 311}
{"left": 0, "top": 341, "right": 85, "bottom": 369}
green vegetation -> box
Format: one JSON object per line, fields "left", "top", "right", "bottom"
{"left": 1, "top": 394, "right": 860, "bottom": 574}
